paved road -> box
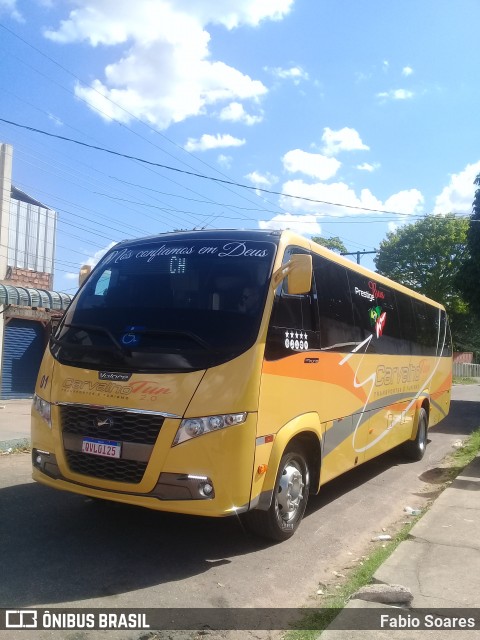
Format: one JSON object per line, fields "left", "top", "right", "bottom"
{"left": 0, "top": 385, "right": 479, "bottom": 638}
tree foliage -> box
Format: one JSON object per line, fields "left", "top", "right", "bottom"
{"left": 375, "top": 215, "right": 469, "bottom": 307}
{"left": 311, "top": 235, "right": 347, "bottom": 254}
{"left": 458, "top": 172, "right": 480, "bottom": 319}
{"left": 374, "top": 214, "right": 480, "bottom": 353}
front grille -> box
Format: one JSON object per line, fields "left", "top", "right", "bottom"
{"left": 60, "top": 404, "right": 165, "bottom": 484}
{"left": 60, "top": 405, "right": 164, "bottom": 444}
{"left": 65, "top": 451, "right": 147, "bottom": 483}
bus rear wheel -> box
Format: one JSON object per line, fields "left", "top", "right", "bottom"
{"left": 402, "top": 408, "right": 428, "bottom": 461}
{"left": 244, "top": 446, "right": 310, "bottom": 542}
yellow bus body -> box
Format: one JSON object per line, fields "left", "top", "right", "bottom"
{"left": 31, "top": 230, "right": 452, "bottom": 539}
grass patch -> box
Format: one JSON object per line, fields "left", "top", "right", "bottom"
{"left": 453, "top": 376, "right": 479, "bottom": 385}
{"left": 284, "top": 519, "right": 419, "bottom": 638}
{"left": 450, "top": 427, "right": 480, "bottom": 470}
{"left": 285, "top": 427, "right": 480, "bottom": 638}
{"left": 0, "top": 440, "right": 31, "bottom": 454}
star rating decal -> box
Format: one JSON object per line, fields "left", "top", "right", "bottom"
{"left": 284, "top": 330, "right": 309, "bottom": 351}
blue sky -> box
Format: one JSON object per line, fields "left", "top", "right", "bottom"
{"left": 0, "top": 0, "right": 479, "bottom": 293}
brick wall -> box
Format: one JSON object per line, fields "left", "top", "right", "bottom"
{"left": 5, "top": 267, "right": 52, "bottom": 290}
{"left": 453, "top": 352, "right": 474, "bottom": 364}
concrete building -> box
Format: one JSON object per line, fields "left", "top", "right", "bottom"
{"left": 0, "top": 143, "right": 72, "bottom": 399}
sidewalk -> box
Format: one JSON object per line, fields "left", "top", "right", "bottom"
{"left": 322, "top": 454, "right": 480, "bottom": 638}
{"left": 0, "top": 398, "right": 32, "bottom": 450}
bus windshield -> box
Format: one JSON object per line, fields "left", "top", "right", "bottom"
{"left": 51, "top": 238, "right": 276, "bottom": 372}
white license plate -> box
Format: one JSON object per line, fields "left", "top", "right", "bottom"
{"left": 81, "top": 437, "right": 121, "bottom": 459}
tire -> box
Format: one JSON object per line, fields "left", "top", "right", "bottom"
{"left": 403, "top": 408, "right": 428, "bottom": 461}
{"left": 243, "top": 446, "right": 310, "bottom": 542}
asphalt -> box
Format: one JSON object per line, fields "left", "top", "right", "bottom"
{"left": 1, "top": 397, "right": 479, "bottom": 637}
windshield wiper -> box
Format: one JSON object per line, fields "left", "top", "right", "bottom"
{"left": 51, "top": 323, "right": 131, "bottom": 356}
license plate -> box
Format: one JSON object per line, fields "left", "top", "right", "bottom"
{"left": 81, "top": 437, "right": 121, "bottom": 459}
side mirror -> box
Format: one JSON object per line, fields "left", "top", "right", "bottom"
{"left": 286, "top": 254, "right": 312, "bottom": 294}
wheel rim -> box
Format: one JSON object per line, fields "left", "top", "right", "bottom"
{"left": 275, "top": 459, "right": 305, "bottom": 523}
{"left": 418, "top": 419, "right": 426, "bottom": 453}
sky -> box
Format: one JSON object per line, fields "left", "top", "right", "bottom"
{"left": 0, "top": 0, "right": 479, "bottom": 294}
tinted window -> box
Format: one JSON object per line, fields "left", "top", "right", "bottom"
{"left": 440, "top": 311, "right": 453, "bottom": 357}
{"left": 412, "top": 299, "right": 438, "bottom": 356}
{"left": 266, "top": 247, "right": 317, "bottom": 360}
{"left": 313, "top": 255, "right": 359, "bottom": 352}
{"left": 52, "top": 239, "right": 276, "bottom": 372}
{"left": 348, "top": 272, "right": 404, "bottom": 355}
{"left": 396, "top": 293, "right": 417, "bottom": 355}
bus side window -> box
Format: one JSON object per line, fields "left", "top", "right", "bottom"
{"left": 440, "top": 311, "right": 453, "bottom": 357}
{"left": 271, "top": 285, "right": 314, "bottom": 332}
{"left": 313, "top": 255, "right": 359, "bottom": 352}
{"left": 412, "top": 299, "right": 437, "bottom": 356}
{"left": 270, "top": 248, "right": 315, "bottom": 332}
{"left": 347, "top": 273, "right": 404, "bottom": 355}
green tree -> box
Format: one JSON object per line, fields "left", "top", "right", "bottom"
{"left": 311, "top": 235, "right": 347, "bottom": 253}
{"left": 374, "top": 214, "right": 479, "bottom": 353}
{"left": 458, "top": 172, "right": 480, "bottom": 319}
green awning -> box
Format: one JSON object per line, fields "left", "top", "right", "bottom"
{"left": 0, "top": 284, "right": 73, "bottom": 310}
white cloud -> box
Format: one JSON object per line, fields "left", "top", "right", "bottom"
{"left": 185, "top": 133, "right": 246, "bottom": 151}
{"left": 282, "top": 149, "right": 341, "bottom": 180}
{"left": 265, "top": 65, "right": 309, "bottom": 84}
{"left": 402, "top": 66, "right": 414, "bottom": 77}
{"left": 259, "top": 213, "right": 321, "bottom": 235}
{"left": 219, "top": 102, "right": 263, "bottom": 125}
{"left": 377, "top": 89, "right": 415, "bottom": 101}
{"left": 321, "top": 127, "right": 369, "bottom": 156}
{"left": 0, "top": 0, "right": 23, "bottom": 20}
{"left": 64, "top": 242, "right": 117, "bottom": 280}
{"left": 279, "top": 180, "right": 424, "bottom": 218}
{"left": 356, "top": 162, "right": 380, "bottom": 172}
{"left": 382, "top": 60, "right": 390, "bottom": 72}
{"left": 85, "top": 242, "right": 118, "bottom": 267}
{"left": 245, "top": 171, "right": 278, "bottom": 187}
{"left": 384, "top": 189, "right": 424, "bottom": 214}
{"left": 47, "top": 112, "right": 64, "bottom": 127}
{"left": 44, "top": 0, "right": 293, "bottom": 128}
{"left": 217, "top": 154, "right": 233, "bottom": 169}
{"left": 433, "top": 161, "right": 480, "bottom": 214}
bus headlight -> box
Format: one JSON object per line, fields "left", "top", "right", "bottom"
{"left": 32, "top": 394, "right": 52, "bottom": 428}
{"left": 173, "top": 412, "right": 247, "bottom": 446}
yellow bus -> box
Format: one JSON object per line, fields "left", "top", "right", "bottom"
{"left": 31, "top": 230, "right": 452, "bottom": 541}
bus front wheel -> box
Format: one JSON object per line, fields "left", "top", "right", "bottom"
{"left": 244, "top": 446, "right": 310, "bottom": 542}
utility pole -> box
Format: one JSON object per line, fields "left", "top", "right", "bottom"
{"left": 341, "top": 249, "right": 378, "bottom": 265}
{"left": 0, "top": 143, "right": 12, "bottom": 281}
{"left": 0, "top": 143, "right": 13, "bottom": 388}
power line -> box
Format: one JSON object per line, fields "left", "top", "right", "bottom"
{"left": 1, "top": 117, "right": 442, "bottom": 217}
{"left": 0, "top": 23, "right": 286, "bottom": 220}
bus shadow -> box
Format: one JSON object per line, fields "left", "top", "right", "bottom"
{"left": 0, "top": 480, "right": 270, "bottom": 608}
{"left": 429, "top": 399, "right": 480, "bottom": 435}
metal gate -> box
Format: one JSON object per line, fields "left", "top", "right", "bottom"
{"left": 1, "top": 319, "right": 45, "bottom": 399}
